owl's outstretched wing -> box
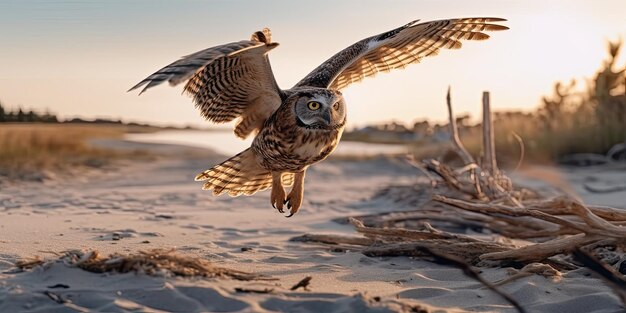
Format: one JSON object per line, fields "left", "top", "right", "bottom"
{"left": 129, "top": 29, "right": 282, "bottom": 139}
{"left": 296, "top": 18, "right": 508, "bottom": 90}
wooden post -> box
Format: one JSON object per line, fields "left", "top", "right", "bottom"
{"left": 482, "top": 91, "right": 498, "bottom": 175}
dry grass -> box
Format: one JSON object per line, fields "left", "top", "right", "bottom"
{"left": 17, "top": 249, "right": 266, "bottom": 281}
{"left": 0, "top": 123, "right": 155, "bottom": 178}
{"left": 409, "top": 40, "right": 626, "bottom": 166}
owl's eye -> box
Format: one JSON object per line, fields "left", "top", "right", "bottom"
{"left": 307, "top": 101, "right": 321, "bottom": 110}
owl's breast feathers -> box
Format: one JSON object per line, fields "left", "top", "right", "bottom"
{"left": 253, "top": 109, "right": 345, "bottom": 172}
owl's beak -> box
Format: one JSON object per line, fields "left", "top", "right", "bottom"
{"left": 322, "top": 109, "right": 332, "bottom": 125}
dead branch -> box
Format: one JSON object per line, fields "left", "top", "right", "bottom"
{"left": 433, "top": 195, "right": 597, "bottom": 235}
{"left": 493, "top": 263, "right": 561, "bottom": 286}
{"left": 422, "top": 159, "right": 478, "bottom": 197}
{"left": 416, "top": 246, "right": 527, "bottom": 313}
{"left": 363, "top": 241, "right": 512, "bottom": 265}
{"left": 234, "top": 287, "right": 275, "bottom": 294}
{"left": 482, "top": 91, "right": 498, "bottom": 175}
{"left": 572, "top": 248, "right": 626, "bottom": 306}
{"left": 526, "top": 197, "right": 626, "bottom": 221}
{"left": 349, "top": 217, "right": 480, "bottom": 242}
{"left": 447, "top": 86, "right": 475, "bottom": 165}
{"left": 289, "top": 233, "right": 374, "bottom": 247}
{"left": 480, "top": 234, "right": 602, "bottom": 262}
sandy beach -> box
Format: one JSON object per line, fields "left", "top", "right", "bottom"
{"left": 0, "top": 138, "right": 624, "bottom": 313}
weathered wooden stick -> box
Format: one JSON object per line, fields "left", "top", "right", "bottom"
{"left": 289, "top": 234, "right": 373, "bottom": 246}
{"left": 423, "top": 159, "right": 479, "bottom": 197}
{"left": 568, "top": 201, "right": 626, "bottom": 236}
{"left": 572, "top": 248, "right": 626, "bottom": 306}
{"left": 446, "top": 86, "right": 476, "bottom": 165}
{"left": 416, "top": 246, "right": 527, "bottom": 313}
{"left": 348, "top": 217, "right": 481, "bottom": 243}
{"left": 363, "top": 240, "right": 511, "bottom": 264}
{"left": 482, "top": 91, "right": 498, "bottom": 175}
{"left": 527, "top": 197, "right": 626, "bottom": 221}
{"left": 433, "top": 195, "right": 593, "bottom": 234}
{"left": 480, "top": 234, "right": 601, "bottom": 262}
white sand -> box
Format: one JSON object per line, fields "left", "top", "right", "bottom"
{"left": 1, "top": 141, "right": 624, "bottom": 313}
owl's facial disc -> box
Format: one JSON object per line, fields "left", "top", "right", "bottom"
{"left": 294, "top": 91, "right": 346, "bottom": 130}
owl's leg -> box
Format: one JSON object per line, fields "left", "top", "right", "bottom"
{"left": 285, "top": 171, "right": 306, "bottom": 217}
{"left": 270, "top": 172, "right": 286, "bottom": 213}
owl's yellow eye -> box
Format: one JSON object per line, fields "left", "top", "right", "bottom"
{"left": 307, "top": 101, "right": 321, "bottom": 110}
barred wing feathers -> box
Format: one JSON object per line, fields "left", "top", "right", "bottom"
{"left": 296, "top": 18, "right": 508, "bottom": 90}
{"left": 195, "top": 148, "right": 293, "bottom": 197}
{"left": 129, "top": 29, "right": 282, "bottom": 139}
{"left": 195, "top": 148, "right": 272, "bottom": 197}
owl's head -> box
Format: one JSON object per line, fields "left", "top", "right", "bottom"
{"left": 291, "top": 89, "right": 346, "bottom": 130}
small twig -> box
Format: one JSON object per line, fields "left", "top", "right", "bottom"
{"left": 446, "top": 86, "right": 475, "bottom": 165}
{"left": 492, "top": 263, "right": 561, "bottom": 287}
{"left": 44, "top": 291, "right": 68, "bottom": 304}
{"left": 14, "top": 257, "right": 44, "bottom": 270}
{"left": 348, "top": 217, "right": 480, "bottom": 242}
{"left": 406, "top": 154, "right": 437, "bottom": 188}
{"left": 423, "top": 159, "right": 479, "bottom": 197}
{"left": 433, "top": 195, "right": 594, "bottom": 235}
{"left": 289, "top": 234, "right": 373, "bottom": 247}
{"left": 528, "top": 197, "right": 626, "bottom": 221}
{"left": 510, "top": 132, "right": 525, "bottom": 173}
{"left": 584, "top": 182, "right": 626, "bottom": 194}
{"left": 290, "top": 276, "right": 312, "bottom": 291}
{"left": 47, "top": 284, "right": 70, "bottom": 289}
{"left": 419, "top": 247, "right": 527, "bottom": 313}
{"left": 480, "top": 234, "right": 601, "bottom": 262}
{"left": 234, "top": 287, "right": 275, "bottom": 294}
{"left": 572, "top": 248, "right": 626, "bottom": 306}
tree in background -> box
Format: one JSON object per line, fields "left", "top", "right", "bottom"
{"left": 0, "top": 101, "right": 60, "bottom": 123}
{"left": 0, "top": 100, "right": 5, "bottom": 122}
{"left": 17, "top": 108, "right": 25, "bottom": 122}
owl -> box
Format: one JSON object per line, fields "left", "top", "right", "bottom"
{"left": 129, "top": 18, "right": 507, "bottom": 217}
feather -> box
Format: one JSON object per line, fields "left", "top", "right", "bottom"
{"left": 296, "top": 17, "right": 508, "bottom": 90}
{"left": 195, "top": 148, "right": 272, "bottom": 197}
{"left": 129, "top": 30, "right": 283, "bottom": 139}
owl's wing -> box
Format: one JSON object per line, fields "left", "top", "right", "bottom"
{"left": 129, "top": 29, "right": 283, "bottom": 138}
{"left": 296, "top": 18, "right": 507, "bottom": 90}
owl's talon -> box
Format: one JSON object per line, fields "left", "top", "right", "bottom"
{"left": 271, "top": 173, "right": 287, "bottom": 213}
{"left": 283, "top": 171, "right": 305, "bottom": 217}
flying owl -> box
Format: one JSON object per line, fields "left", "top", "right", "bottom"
{"left": 129, "top": 18, "right": 508, "bottom": 217}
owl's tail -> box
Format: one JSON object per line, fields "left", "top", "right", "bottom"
{"left": 195, "top": 148, "right": 272, "bottom": 197}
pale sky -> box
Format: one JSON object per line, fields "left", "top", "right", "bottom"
{"left": 0, "top": 0, "right": 625, "bottom": 128}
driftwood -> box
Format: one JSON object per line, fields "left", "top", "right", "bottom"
{"left": 292, "top": 89, "right": 626, "bottom": 304}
